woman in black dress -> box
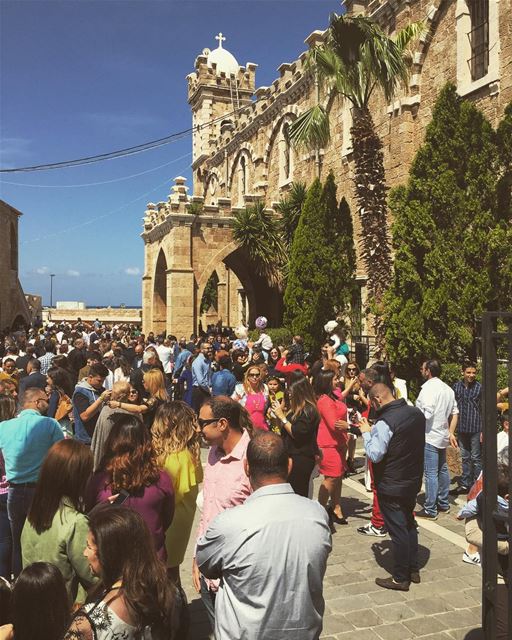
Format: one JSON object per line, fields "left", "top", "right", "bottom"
{"left": 271, "top": 375, "right": 320, "bottom": 497}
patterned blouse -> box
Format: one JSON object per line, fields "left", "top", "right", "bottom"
{"left": 65, "top": 600, "right": 153, "bottom": 640}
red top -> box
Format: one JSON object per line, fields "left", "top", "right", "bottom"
{"left": 316, "top": 394, "right": 348, "bottom": 448}
{"left": 275, "top": 357, "right": 309, "bottom": 380}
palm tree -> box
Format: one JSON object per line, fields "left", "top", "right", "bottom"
{"left": 288, "top": 13, "right": 423, "bottom": 354}
{"left": 275, "top": 181, "right": 307, "bottom": 249}
{"left": 232, "top": 201, "right": 287, "bottom": 289}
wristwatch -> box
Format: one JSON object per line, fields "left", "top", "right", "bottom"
{"left": 281, "top": 417, "right": 288, "bottom": 425}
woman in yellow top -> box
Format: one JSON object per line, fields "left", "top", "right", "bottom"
{"left": 152, "top": 400, "right": 203, "bottom": 584}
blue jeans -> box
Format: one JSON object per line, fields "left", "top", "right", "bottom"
{"left": 0, "top": 493, "right": 12, "bottom": 580}
{"left": 423, "top": 444, "right": 450, "bottom": 516}
{"left": 378, "top": 493, "right": 419, "bottom": 583}
{"left": 458, "top": 432, "right": 481, "bottom": 490}
{"left": 7, "top": 486, "right": 35, "bottom": 578}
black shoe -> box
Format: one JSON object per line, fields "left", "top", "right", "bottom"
{"left": 375, "top": 577, "right": 409, "bottom": 591}
{"left": 415, "top": 509, "right": 438, "bottom": 521}
{"left": 410, "top": 571, "right": 420, "bottom": 584}
{"left": 449, "top": 485, "right": 469, "bottom": 496}
{"left": 328, "top": 508, "right": 348, "bottom": 525}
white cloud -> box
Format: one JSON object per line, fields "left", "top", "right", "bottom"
{"left": 36, "top": 266, "right": 49, "bottom": 275}
{"left": 124, "top": 267, "right": 141, "bottom": 276}
{"left": 67, "top": 269, "right": 80, "bottom": 277}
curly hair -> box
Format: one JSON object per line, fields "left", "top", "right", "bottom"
{"left": 152, "top": 401, "right": 201, "bottom": 468}
{"left": 100, "top": 415, "right": 160, "bottom": 494}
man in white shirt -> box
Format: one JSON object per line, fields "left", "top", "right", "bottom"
{"left": 415, "top": 359, "right": 459, "bottom": 520}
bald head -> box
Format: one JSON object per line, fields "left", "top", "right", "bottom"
{"left": 368, "top": 382, "right": 395, "bottom": 409}
{"left": 245, "top": 431, "right": 291, "bottom": 488}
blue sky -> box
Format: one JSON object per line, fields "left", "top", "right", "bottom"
{"left": 1, "top": 0, "right": 339, "bottom": 306}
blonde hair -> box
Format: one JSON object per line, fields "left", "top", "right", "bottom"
{"left": 152, "top": 401, "right": 201, "bottom": 468}
{"left": 243, "top": 365, "right": 265, "bottom": 395}
{"left": 143, "top": 368, "right": 169, "bottom": 402}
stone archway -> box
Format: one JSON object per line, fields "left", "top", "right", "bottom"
{"left": 153, "top": 249, "right": 168, "bottom": 335}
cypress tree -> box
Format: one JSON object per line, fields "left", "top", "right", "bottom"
{"left": 384, "top": 83, "right": 501, "bottom": 380}
{"left": 284, "top": 173, "right": 357, "bottom": 354}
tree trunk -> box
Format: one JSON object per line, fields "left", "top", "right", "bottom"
{"left": 351, "top": 106, "right": 392, "bottom": 356}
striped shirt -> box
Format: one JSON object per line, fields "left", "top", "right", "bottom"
{"left": 453, "top": 380, "right": 482, "bottom": 434}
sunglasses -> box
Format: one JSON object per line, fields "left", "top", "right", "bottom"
{"left": 347, "top": 368, "right": 357, "bottom": 372}
{"left": 197, "top": 417, "right": 218, "bottom": 430}
{"left": 248, "top": 372, "right": 261, "bottom": 378}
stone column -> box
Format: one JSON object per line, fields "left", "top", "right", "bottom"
{"left": 216, "top": 263, "right": 229, "bottom": 325}
{"left": 165, "top": 222, "right": 196, "bottom": 337}
{"left": 141, "top": 239, "right": 153, "bottom": 334}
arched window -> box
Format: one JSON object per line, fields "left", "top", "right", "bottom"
{"left": 468, "top": 0, "right": 489, "bottom": 81}
{"left": 283, "top": 123, "right": 291, "bottom": 181}
{"left": 240, "top": 155, "right": 247, "bottom": 195}
{"left": 10, "top": 222, "right": 17, "bottom": 271}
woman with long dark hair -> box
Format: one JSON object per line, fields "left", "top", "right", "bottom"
{"left": 21, "top": 440, "right": 95, "bottom": 603}
{"left": 64, "top": 507, "right": 176, "bottom": 639}
{"left": 0, "top": 395, "right": 16, "bottom": 580}
{"left": 86, "top": 416, "right": 174, "bottom": 562}
{"left": 314, "top": 370, "right": 349, "bottom": 525}
{"left": 271, "top": 375, "right": 320, "bottom": 497}
{"left": 152, "top": 402, "right": 203, "bottom": 584}
{"left": 1, "top": 562, "right": 70, "bottom": 640}
{"left": 46, "top": 367, "right": 74, "bottom": 436}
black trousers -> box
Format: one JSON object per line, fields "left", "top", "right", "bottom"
{"left": 378, "top": 493, "right": 419, "bottom": 583}
{"left": 289, "top": 455, "right": 315, "bottom": 498}
{"left": 191, "top": 386, "right": 210, "bottom": 414}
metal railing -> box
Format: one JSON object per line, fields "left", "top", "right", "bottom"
{"left": 481, "top": 312, "right": 512, "bottom": 638}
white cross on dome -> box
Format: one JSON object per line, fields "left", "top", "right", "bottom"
{"left": 215, "top": 33, "right": 226, "bottom": 48}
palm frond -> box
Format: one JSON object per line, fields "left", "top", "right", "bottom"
{"left": 232, "top": 202, "right": 287, "bottom": 289}
{"left": 288, "top": 104, "right": 330, "bottom": 150}
{"left": 275, "top": 181, "right": 307, "bottom": 248}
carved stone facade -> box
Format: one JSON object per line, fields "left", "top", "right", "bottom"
{"left": 0, "top": 200, "right": 31, "bottom": 331}
{"left": 142, "top": 0, "right": 511, "bottom": 338}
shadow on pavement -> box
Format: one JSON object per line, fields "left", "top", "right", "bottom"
{"left": 370, "top": 539, "right": 431, "bottom": 573}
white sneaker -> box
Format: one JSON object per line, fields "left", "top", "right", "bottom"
{"left": 462, "top": 551, "right": 481, "bottom": 566}
{"left": 357, "top": 523, "right": 387, "bottom": 537}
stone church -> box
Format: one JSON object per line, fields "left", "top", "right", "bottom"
{"left": 142, "top": 0, "right": 511, "bottom": 338}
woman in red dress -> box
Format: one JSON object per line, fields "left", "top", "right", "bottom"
{"left": 314, "top": 369, "right": 349, "bottom": 525}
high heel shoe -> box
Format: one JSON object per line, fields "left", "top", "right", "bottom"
{"left": 328, "top": 508, "right": 348, "bottom": 525}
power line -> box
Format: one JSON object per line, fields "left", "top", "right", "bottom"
{"left": 1, "top": 151, "right": 192, "bottom": 188}
{"left": 0, "top": 109, "right": 241, "bottom": 173}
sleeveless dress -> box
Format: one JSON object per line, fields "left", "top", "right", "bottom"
{"left": 70, "top": 600, "right": 153, "bottom": 639}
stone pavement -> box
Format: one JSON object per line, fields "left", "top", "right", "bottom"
{"left": 182, "top": 453, "right": 484, "bottom": 640}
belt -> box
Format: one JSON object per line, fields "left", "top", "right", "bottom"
{"left": 9, "top": 482, "right": 36, "bottom": 488}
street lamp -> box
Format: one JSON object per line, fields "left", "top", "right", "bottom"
{"left": 50, "top": 274, "right": 56, "bottom": 308}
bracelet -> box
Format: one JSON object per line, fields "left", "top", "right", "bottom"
{"left": 281, "top": 417, "right": 288, "bottom": 425}
{"left": 118, "top": 402, "right": 122, "bottom": 409}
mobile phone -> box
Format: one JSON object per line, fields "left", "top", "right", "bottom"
{"left": 112, "top": 489, "right": 130, "bottom": 505}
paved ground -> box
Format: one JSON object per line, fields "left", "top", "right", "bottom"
{"left": 182, "top": 450, "right": 483, "bottom": 640}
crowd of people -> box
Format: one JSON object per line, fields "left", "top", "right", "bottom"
{"left": 0, "top": 315, "right": 508, "bottom": 639}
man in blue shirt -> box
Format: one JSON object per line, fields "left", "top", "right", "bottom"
{"left": 451, "top": 362, "right": 482, "bottom": 495}
{"left": 0, "top": 387, "right": 64, "bottom": 576}
{"left": 211, "top": 356, "right": 237, "bottom": 397}
{"left": 191, "top": 342, "right": 213, "bottom": 413}
{"left": 360, "top": 383, "right": 425, "bottom": 591}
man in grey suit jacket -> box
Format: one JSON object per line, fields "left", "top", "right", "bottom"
{"left": 196, "top": 431, "right": 332, "bottom": 640}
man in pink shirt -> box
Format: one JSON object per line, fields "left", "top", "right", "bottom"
{"left": 192, "top": 395, "right": 252, "bottom": 626}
